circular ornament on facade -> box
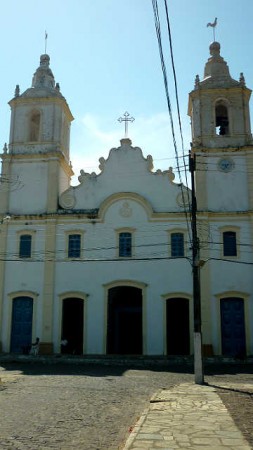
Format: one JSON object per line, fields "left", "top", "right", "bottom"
{"left": 59, "top": 189, "right": 76, "bottom": 209}
{"left": 218, "top": 158, "right": 234, "bottom": 173}
{"left": 119, "top": 201, "right": 132, "bottom": 217}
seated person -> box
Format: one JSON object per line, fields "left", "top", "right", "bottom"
{"left": 30, "top": 337, "right": 40, "bottom": 356}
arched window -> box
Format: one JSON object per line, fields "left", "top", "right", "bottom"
{"left": 29, "top": 111, "right": 40, "bottom": 141}
{"left": 215, "top": 102, "right": 229, "bottom": 135}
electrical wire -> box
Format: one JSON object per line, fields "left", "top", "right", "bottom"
{"left": 163, "top": 0, "right": 190, "bottom": 194}
{"left": 151, "top": 0, "right": 192, "bottom": 246}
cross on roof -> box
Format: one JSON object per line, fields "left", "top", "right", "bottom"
{"left": 118, "top": 112, "right": 135, "bottom": 138}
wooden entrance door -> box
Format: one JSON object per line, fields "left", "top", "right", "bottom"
{"left": 220, "top": 297, "right": 246, "bottom": 357}
{"left": 107, "top": 286, "right": 142, "bottom": 355}
{"left": 61, "top": 298, "right": 84, "bottom": 354}
{"left": 11, "top": 297, "right": 33, "bottom": 353}
{"left": 166, "top": 298, "right": 190, "bottom": 355}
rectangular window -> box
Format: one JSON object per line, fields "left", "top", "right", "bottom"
{"left": 223, "top": 231, "right": 237, "bottom": 257}
{"left": 68, "top": 234, "right": 81, "bottom": 258}
{"left": 171, "top": 233, "right": 184, "bottom": 257}
{"left": 19, "top": 234, "right": 32, "bottom": 258}
{"left": 119, "top": 232, "right": 132, "bottom": 257}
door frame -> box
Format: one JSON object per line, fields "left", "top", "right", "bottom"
{"left": 7, "top": 291, "right": 38, "bottom": 352}
{"left": 215, "top": 291, "right": 250, "bottom": 355}
{"left": 58, "top": 291, "right": 88, "bottom": 354}
{"left": 220, "top": 297, "right": 246, "bottom": 356}
{"left": 162, "top": 293, "right": 193, "bottom": 355}
{"left": 165, "top": 297, "right": 190, "bottom": 355}
{"left": 104, "top": 280, "right": 147, "bottom": 355}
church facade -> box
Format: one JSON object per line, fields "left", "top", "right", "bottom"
{"left": 0, "top": 41, "right": 253, "bottom": 358}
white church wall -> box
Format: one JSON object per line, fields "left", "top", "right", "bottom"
{"left": 10, "top": 102, "right": 64, "bottom": 145}
{"left": 61, "top": 140, "right": 186, "bottom": 213}
{"left": 8, "top": 161, "right": 48, "bottom": 214}
{"left": 203, "top": 155, "right": 248, "bottom": 212}
{"left": 1, "top": 224, "right": 46, "bottom": 351}
{"left": 53, "top": 251, "right": 192, "bottom": 354}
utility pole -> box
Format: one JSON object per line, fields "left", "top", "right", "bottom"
{"left": 189, "top": 151, "right": 204, "bottom": 385}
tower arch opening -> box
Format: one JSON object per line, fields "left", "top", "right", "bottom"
{"left": 215, "top": 101, "right": 229, "bottom": 135}
{"left": 29, "top": 110, "right": 41, "bottom": 142}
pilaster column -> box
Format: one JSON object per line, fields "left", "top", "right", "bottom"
{"left": 41, "top": 219, "right": 57, "bottom": 353}
{"left": 0, "top": 222, "right": 8, "bottom": 351}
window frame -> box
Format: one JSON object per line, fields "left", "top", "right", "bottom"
{"left": 223, "top": 230, "right": 237, "bottom": 257}
{"left": 171, "top": 232, "right": 185, "bottom": 258}
{"left": 116, "top": 228, "right": 135, "bottom": 258}
{"left": 17, "top": 231, "right": 36, "bottom": 259}
{"left": 119, "top": 232, "right": 132, "bottom": 257}
{"left": 66, "top": 232, "right": 82, "bottom": 259}
{"left": 168, "top": 229, "right": 186, "bottom": 259}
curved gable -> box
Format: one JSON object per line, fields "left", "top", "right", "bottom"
{"left": 98, "top": 192, "right": 154, "bottom": 221}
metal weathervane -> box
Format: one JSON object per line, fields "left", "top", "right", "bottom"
{"left": 45, "top": 30, "right": 48, "bottom": 54}
{"left": 118, "top": 112, "right": 135, "bottom": 138}
{"left": 206, "top": 17, "right": 217, "bottom": 41}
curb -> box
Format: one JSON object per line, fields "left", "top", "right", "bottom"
{"left": 122, "top": 390, "right": 162, "bottom": 450}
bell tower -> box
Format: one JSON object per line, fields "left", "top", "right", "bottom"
{"left": 0, "top": 54, "right": 74, "bottom": 215}
{"left": 188, "top": 41, "right": 253, "bottom": 211}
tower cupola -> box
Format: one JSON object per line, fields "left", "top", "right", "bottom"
{"left": 32, "top": 54, "right": 55, "bottom": 89}
{"left": 8, "top": 54, "right": 74, "bottom": 160}
{"left": 1, "top": 54, "right": 74, "bottom": 215}
{"left": 188, "top": 42, "right": 252, "bottom": 149}
{"left": 203, "top": 42, "right": 233, "bottom": 83}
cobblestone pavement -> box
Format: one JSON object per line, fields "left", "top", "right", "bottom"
{"left": 217, "top": 385, "right": 253, "bottom": 448}
{"left": 0, "top": 360, "right": 252, "bottom": 449}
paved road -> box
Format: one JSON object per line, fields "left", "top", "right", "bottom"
{"left": 0, "top": 361, "right": 252, "bottom": 449}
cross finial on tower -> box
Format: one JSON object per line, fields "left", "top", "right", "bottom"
{"left": 118, "top": 112, "right": 135, "bottom": 138}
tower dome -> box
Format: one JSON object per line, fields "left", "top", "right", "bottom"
{"left": 17, "top": 54, "right": 64, "bottom": 99}
{"left": 201, "top": 42, "right": 239, "bottom": 88}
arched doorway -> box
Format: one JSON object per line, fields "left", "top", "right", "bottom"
{"left": 107, "top": 286, "right": 142, "bottom": 355}
{"left": 11, "top": 297, "right": 33, "bottom": 353}
{"left": 61, "top": 298, "right": 84, "bottom": 354}
{"left": 166, "top": 298, "right": 190, "bottom": 355}
{"left": 220, "top": 297, "right": 246, "bottom": 357}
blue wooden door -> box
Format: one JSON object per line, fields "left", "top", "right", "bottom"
{"left": 10, "top": 297, "right": 33, "bottom": 353}
{"left": 220, "top": 298, "right": 246, "bottom": 357}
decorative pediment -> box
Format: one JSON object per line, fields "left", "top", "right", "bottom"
{"left": 59, "top": 139, "right": 190, "bottom": 213}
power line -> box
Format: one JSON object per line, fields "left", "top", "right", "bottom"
{"left": 163, "top": 0, "right": 190, "bottom": 192}
{"left": 151, "top": 0, "right": 192, "bottom": 244}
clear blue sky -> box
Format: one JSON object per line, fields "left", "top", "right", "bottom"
{"left": 1, "top": 0, "right": 253, "bottom": 184}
